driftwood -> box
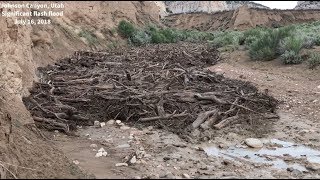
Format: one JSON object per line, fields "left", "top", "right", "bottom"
{"left": 140, "top": 113, "right": 189, "bottom": 122}
{"left": 23, "top": 43, "right": 278, "bottom": 137}
{"left": 200, "top": 111, "right": 220, "bottom": 130}
{"left": 192, "top": 109, "right": 218, "bottom": 129}
{"left": 213, "top": 114, "right": 239, "bottom": 130}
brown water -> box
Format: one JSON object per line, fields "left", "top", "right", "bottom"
{"left": 202, "top": 139, "right": 320, "bottom": 172}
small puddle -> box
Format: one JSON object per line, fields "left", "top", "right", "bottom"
{"left": 203, "top": 139, "right": 320, "bottom": 172}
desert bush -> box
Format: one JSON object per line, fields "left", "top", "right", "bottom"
{"left": 280, "top": 50, "right": 302, "bottom": 64}
{"left": 314, "top": 36, "right": 320, "bottom": 46}
{"left": 209, "top": 31, "right": 243, "bottom": 48}
{"left": 308, "top": 53, "right": 320, "bottom": 69}
{"left": 249, "top": 26, "right": 295, "bottom": 61}
{"left": 107, "top": 41, "right": 120, "bottom": 49}
{"left": 278, "top": 36, "right": 303, "bottom": 55}
{"left": 78, "top": 30, "right": 98, "bottom": 45}
{"left": 118, "top": 20, "right": 136, "bottom": 38}
{"left": 150, "top": 31, "right": 167, "bottom": 44}
{"left": 241, "top": 27, "right": 269, "bottom": 46}
{"left": 129, "top": 30, "right": 151, "bottom": 46}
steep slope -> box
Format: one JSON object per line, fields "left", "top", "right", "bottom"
{"left": 0, "top": 1, "right": 161, "bottom": 178}
{"left": 163, "top": 6, "right": 320, "bottom": 31}
{"left": 163, "top": 1, "right": 269, "bottom": 15}
{"left": 295, "top": 1, "right": 320, "bottom": 9}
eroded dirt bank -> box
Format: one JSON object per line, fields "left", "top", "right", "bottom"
{"left": 0, "top": 1, "right": 160, "bottom": 178}
{"left": 163, "top": 6, "right": 320, "bottom": 31}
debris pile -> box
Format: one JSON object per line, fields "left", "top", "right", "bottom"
{"left": 23, "top": 42, "right": 278, "bottom": 138}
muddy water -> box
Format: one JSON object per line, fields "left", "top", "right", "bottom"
{"left": 202, "top": 139, "right": 320, "bottom": 172}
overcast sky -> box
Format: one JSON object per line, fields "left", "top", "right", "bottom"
{"left": 253, "top": 1, "right": 298, "bottom": 9}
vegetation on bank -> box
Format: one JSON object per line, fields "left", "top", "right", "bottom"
{"left": 117, "top": 20, "right": 320, "bottom": 68}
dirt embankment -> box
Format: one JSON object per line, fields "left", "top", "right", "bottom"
{"left": 0, "top": 1, "right": 160, "bottom": 178}
{"left": 163, "top": 6, "right": 320, "bottom": 31}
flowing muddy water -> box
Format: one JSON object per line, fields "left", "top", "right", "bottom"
{"left": 202, "top": 139, "right": 320, "bottom": 172}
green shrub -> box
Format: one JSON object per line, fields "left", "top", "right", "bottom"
{"left": 241, "top": 27, "right": 269, "bottom": 47}
{"left": 151, "top": 31, "right": 167, "bottom": 43}
{"left": 315, "top": 36, "right": 320, "bottom": 46}
{"left": 159, "top": 28, "right": 178, "bottom": 43}
{"left": 278, "top": 36, "right": 303, "bottom": 55}
{"left": 107, "top": 41, "right": 119, "bottom": 49}
{"left": 308, "top": 53, "right": 320, "bottom": 69}
{"left": 209, "top": 31, "right": 243, "bottom": 48}
{"left": 78, "top": 30, "right": 98, "bottom": 45}
{"left": 129, "top": 30, "right": 151, "bottom": 46}
{"left": 118, "top": 20, "right": 136, "bottom": 38}
{"left": 249, "top": 26, "right": 295, "bottom": 61}
{"left": 280, "top": 50, "right": 302, "bottom": 64}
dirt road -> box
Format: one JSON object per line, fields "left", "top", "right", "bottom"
{"left": 45, "top": 46, "right": 320, "bottom": 179}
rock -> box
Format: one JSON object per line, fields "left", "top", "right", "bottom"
{"left": 306, "top": 163, "right": 320, "bottom": 171}
{"left": 159, "top": 172, "right": 167, "bottom": 178}
{"left": 54, "top": 130, "right": 59, "bottom": 133}
{"left": 183, "top": 173, "right": 190, "bottom": 178}
{"left": 244, "top": 138, "right": 263, "bottom": 148}
{"left": 120, "top": 126, "right": 130, "bottom": 130}
{"left": 117, "top": 144, "right": 131, "bottom": 148}
{"left": 90, "top": 144, "right": 98, "bottom": 148}
{"left": 119, "top": 123, "right": 125, "bottom": 126}
{"left": 98, "top": 148, "right": 106, "bottom": 152}
{"left": 85, "top": 134, "right": 90, "bottom": 137}
{"left": 166, "top": 172, "right": 175, "bottom": 179}
{"left": 115, "top": 120, "right": 121, "bottom": 124}
{"left": 136, "top": 150, "right": 146, "bottom": 159}
{"left": 287, "top": 167, "right": 294, "bottom": 172}
{"left": 133, "top": 176, "right": 141, "bottom": 179}
{"left": 94, "top": 120, "right": 100, "bottom": 127}
{"left": 144, "top": 154, "right": 152, "bottom": 158}
{"left": 171, "top": 153, "right": 182, "bottom": 159}
{"left": 73, "top": 160, "right": 80, "bottom": 165}
{"left": 115, "top": 163, "right": 128, "bottom": 167}
{"left": 95, "top": 152, "right": 103, "bottom": 157}
{"left": 147, "top": 126, "right": 153, "bottom": 130}
{"left": 100, "top": 122, "right": 106, "bottom": 128}
{"left": 130, "top": 156, "right": 137, "bottom": 164}
{"left": 317, "top": 85, "right": 320, "bottom": 89}
{"left": 222, "top": 159, "right": 232, "bottom": 165}
{"left": 107, "top": 120, "right": 115, "bottom": 125}
{"left": 104, "top": 138, "right": 113, "bottom": 143}
{"left": 102, "top": 152, "right": 108, "bottom": 156}
{"left": 128, "top": 135, "right": 134, "bottom": 139}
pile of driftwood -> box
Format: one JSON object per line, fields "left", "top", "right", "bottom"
{"left": 23, "top": 43, "right": 278, "bottom": 137}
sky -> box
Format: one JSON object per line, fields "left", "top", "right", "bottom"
{"left": 252, "top": 1, "right": 298, "bottom": 9}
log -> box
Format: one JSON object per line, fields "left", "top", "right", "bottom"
{"left": 194, "top": 93, "right": 227, "bottom": 104}
{"left": 213, "top": 115, "right": 239, "bottom": 130}
{"left": 33, "top": 116, "right": 69, "bottom": 131}
{"left": 192, "top": 109, "right": 218, "bottom": 129}
{"left": 140, "top": 113, "right": 189, "bottom": 122}
{"left": 57, "top": 97, "right": 91, "bottom": 103}
{"left": 156, "top": 98, "right": 166, "bottom": 117}
{"left": 200, "top": 111, "right": 220, "bottom": 130}
{"left": 53, "top": 78, "right": 99, "bottom": 85}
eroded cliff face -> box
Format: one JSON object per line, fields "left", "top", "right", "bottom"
{"left": 165, "top": 1, "right": 228, "bottom": 14}
{"left": 295, "top": 1, "right": 320, "bottom": 9}
{"left": 163, "top": 6, "right": 320, "bottom": 31}
{"left": 0, "top": 1, "right": 161, "bottom": 178}
{"left": 163, "top": 1, "right": 269, "bottom": 15}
